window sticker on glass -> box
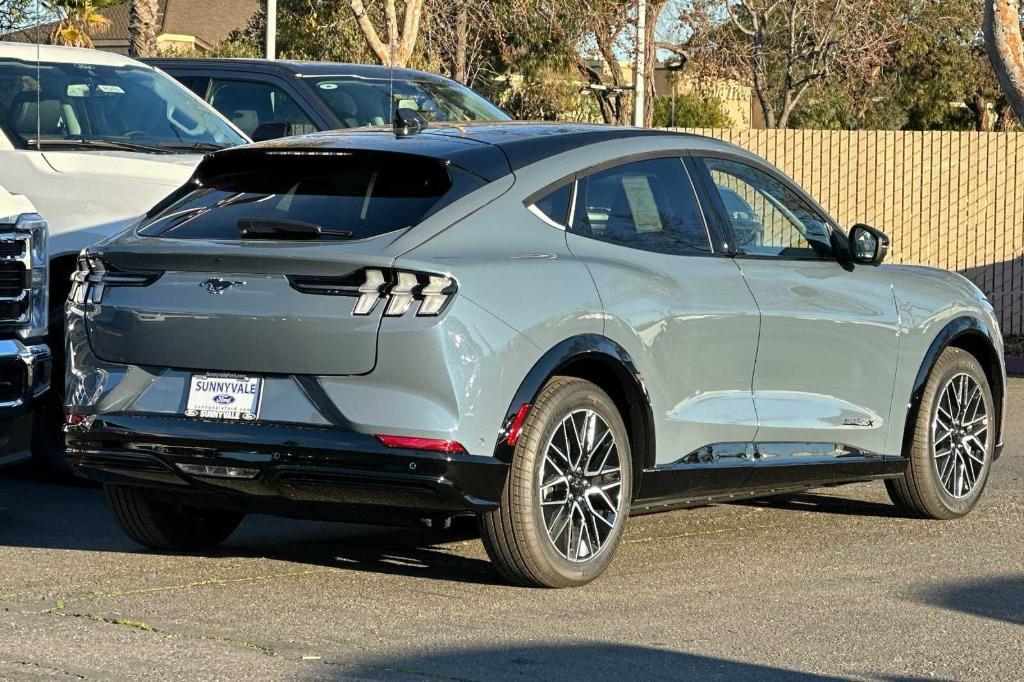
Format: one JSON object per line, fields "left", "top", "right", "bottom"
{"left": 318, "top": 82, "right": 338, "bottom": 90}
{"left": 621, "top": 176, "right": 663, "bottom": 233}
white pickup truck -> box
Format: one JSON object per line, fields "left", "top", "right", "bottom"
{"left": 0, "top": 42, "right": 249, "bottom": 464}
{"left": 0, "top": 185, "right": 49, "bottom": 467}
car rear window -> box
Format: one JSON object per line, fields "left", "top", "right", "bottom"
{"left": 139, "top": 152, "right": 454, "bottom": 241}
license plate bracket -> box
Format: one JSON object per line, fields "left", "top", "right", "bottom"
{"left": 184, "top": 374, "right": 263, "bottom": 421}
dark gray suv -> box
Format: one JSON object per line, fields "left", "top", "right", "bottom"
{"left": 65, "top": 123, "right": 1005, "bottom": 587}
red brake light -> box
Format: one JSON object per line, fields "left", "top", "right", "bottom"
{"left": 64, "top": 413, "right": 88, "bottom": 427}
{"left": 376, "top": 435, "right": 467, "bottom": 454}
{"left": 506, "top": 403, "right": 531, "bottom": 446}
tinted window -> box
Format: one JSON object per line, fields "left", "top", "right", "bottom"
{"left": 569, "top": 157, "right": 711, "bottom": 255}
{"left": 207, "top": 78, "right": 317, "bottom": 137}
{"left": 139, "top": 154, "right": 453, "bottom": 241}
{"left": 531, "top": 184, "right": 572, "bottom": 226}
{"left": 0, "top": 59, "right": 245, "bottom": 150}
{"left": 702, "top": 158, "right": 833, "bottom": 259}
{"left": 304, "top": 75, "right": 508, "bottom": 128}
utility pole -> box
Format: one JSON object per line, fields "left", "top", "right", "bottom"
{"left": 633, "top": 0, "right": 646, "bottom": 127}
{"left": 265, "top": 0, "right": 277, "bottom": 60}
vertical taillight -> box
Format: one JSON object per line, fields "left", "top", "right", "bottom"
{"left": 353, "top": 268, "right": 385, "bottom": 315}
{"left": 351, "top": 268, "right": 456, "bottom": 318}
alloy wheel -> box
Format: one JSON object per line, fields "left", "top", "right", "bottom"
{"left": 538, "top": 409, "right": 623, "bottom": 562}
{"left": 932, "top": 372, "right": 988, "bottom": 499}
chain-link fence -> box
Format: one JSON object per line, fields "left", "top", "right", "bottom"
{"left": 680, "top": 128, "right": 1024, "bottom": 336}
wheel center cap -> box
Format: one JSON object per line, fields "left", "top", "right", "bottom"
{"left": 569, "top": 476, "right": 586, "bottom": 496}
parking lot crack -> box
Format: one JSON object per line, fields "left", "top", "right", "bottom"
{"left": 42, "top": 567, "right": 338, "bottom": 610}
{"left": 0, "top": 659, "right": 88, "bottom": 679}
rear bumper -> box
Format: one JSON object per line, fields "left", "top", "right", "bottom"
{"left": 65, "top": 414, "right": 509, "bottom": 522}
{"left": 0, "top": 339, "right": 51, "bottom": 467}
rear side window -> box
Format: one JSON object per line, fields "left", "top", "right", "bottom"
{"left": 529, "top": 183, "right": 572, "bottom": 227}
{"left": 139, "top": 153, "right": 455, "bottom": 241}
{"left": 569, "top": 157, "right": 711, "bottom": 255}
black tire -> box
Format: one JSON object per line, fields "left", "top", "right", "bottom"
{"left": 479, "top": 376, "right": 632, "bottom": 588}
{"left": 105, "top": 485, "right": 243, "bottom": 551}
{"left": 886, "top": 347, "right": 995, "bottom": 519}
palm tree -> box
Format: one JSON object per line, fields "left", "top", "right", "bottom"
{"left": 128, "top": 0, "right": 160, "bottom": 58}
{"left": 44, "top": 0, "right": 116, "bottom": 48}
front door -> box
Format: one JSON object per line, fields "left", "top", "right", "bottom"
{"left": 691, "top": 155, "right": 901, "bottom": 482}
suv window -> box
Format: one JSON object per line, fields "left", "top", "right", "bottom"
{"left": 530, "top": 184, "right": 572, "bottom": 227}
{"left": 139, "top": 152, "right": 456, "bottom": 241}
{"left": 700, "top": 157, "right": 833, "bottom": 259}
{"left": 206, "top": 78, "right": 317, "bottom": 137}
{"left": 569, "top": 157, "right": 711, "bottom": 255}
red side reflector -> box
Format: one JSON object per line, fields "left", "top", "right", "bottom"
{"left": 506, "top": 403, "right": 531, "bottom": 446}
{"left": 64, "top": 413, "right": 87, "bottom": 427}
{"left": 376, "top": 435, "right": 467, "bottom": 454}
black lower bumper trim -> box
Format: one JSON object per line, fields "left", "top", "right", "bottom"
{"left": 66, "top": 414, "right": 509, "bottom": 519}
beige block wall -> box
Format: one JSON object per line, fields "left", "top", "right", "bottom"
{"left": 679, "top": 128, "right": 1024, "bottom": 336}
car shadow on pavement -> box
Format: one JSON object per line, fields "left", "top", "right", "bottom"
{"left": 336, "top": 643, "right": 948, "bottom": 682}
{"left": 733, "top": 491, "right": 902, "bottom": 519}
{"left": 913, "top": 574, "right": 1024, "bottom": 627}
{"left": 0, "top": 465, "right": 502, "bottom": 585}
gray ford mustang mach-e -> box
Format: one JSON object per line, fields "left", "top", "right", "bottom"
{"left": 64, "top": 122, "right": 1006, "bottom": 588}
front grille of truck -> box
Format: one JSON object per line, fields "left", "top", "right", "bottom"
{"left": 0, "top": 262, "right": 26, "bottom": 297}
{"left": 0, "top": 240, "right": 25, "bottom": 260}
{"left": 0, "top": 238, "right": 29, "bottom": 324}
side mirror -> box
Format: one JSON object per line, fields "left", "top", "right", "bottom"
{"left": 251, "top": 121, "right": 292, "bottom": 142}
{"left": 848, "top": 223, "right": 890, "bottom": 266}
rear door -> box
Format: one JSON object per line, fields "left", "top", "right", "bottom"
{"left": 559, "top": 155, "right": 760, "bottom": 494}
{"left": 690, "top": 154, "right": 900, "bottom": 471}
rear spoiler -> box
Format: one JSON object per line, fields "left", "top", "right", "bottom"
{"left": 145, "top": 140, "right": 510, "bottom": 221}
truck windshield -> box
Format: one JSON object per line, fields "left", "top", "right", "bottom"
{"left": 304, "top": 75, "right": 509, "bottom": 128}
{"left": 0, "top": 58, "right": 247, "bottom": 152}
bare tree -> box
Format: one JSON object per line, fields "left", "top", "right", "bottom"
{"left": 348, "top": 0, "right": 424, "bottom": 67}
{"left": 533, "top": 0, "right": 634, "bottom": 125}
{"left": 128, "top": 0, "right": 160, "bottom": 58}
{"left": 577, "top": 7, "right": 632, "bottom": 125}
{"left": 984, "top": 0, "right": 1024, "bottom": 125}
{"left": 708, "top": 0, "right": 897, "bottom": 128}
{"left": 421, "top": 0, "right": 494, "bottom": 85}
{"left": 639, "top": 0, "right": 667, "bottom": 127}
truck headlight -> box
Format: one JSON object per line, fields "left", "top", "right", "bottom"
{"left": 0, "top": 213, "right": 48, "bottom": 341}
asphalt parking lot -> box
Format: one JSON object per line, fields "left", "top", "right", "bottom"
{"left": 1, "top": 382, "right": 1021, "bottom": 681}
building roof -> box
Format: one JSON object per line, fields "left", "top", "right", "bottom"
{"left": 3, "top": 0, "right": 257, "bottom": 51}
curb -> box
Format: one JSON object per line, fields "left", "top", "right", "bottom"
{"left": 1007, "top": 355, "right": 1024, "bottom": 377}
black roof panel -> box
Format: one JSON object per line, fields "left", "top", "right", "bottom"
{"left": 418, "top": 122, "right": 698, "bottom": 170}
{"left": 204, "top": 122, "right": 703, "bottom": 181}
